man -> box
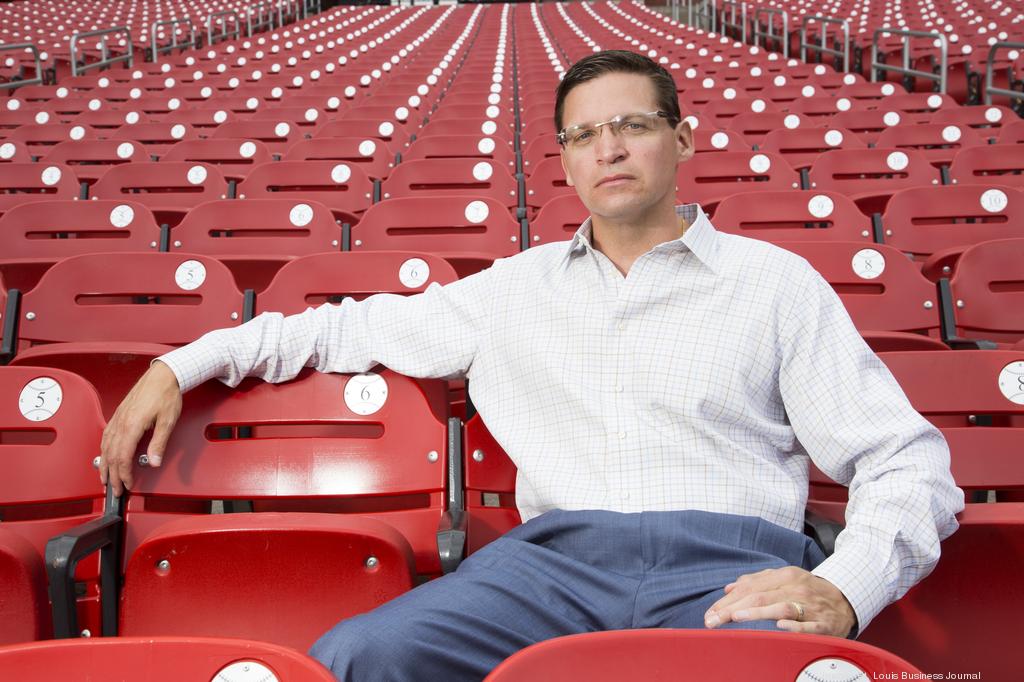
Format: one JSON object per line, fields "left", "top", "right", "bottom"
{"left": 99, "top": 51, "right": 964, "bottom": 681}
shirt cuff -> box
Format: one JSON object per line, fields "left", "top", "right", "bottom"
{"left": 155, "top": 341, "right": 225, "bottom": 393}
{"left": 811, "top": 540, "right": 891, "bottom": 637}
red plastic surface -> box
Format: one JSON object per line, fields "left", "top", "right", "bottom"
{"left": 237, "top": 160, "right": 374, "bottom": 223}
{"left": 948, "top": 238, "right": 1024, "bottom": 345}
{"left": 484, "top": 629, "right": 922, "bottom": 681}
{"left": 125, "top": 367, "right": 450, "bottom": 575}
{"left": 256, "top": 251, "right": 458, "bottom": 314}
{"left": 0, "top": 636, "right": 336, "bottom": 681}
{"left": 120, "top": 513, "right": 415, "bottom": 650}
{"left": 676, "top": 151, "right": 800, "bottom": 212}
{"left": 350, "top": 196, "right": 520, "bottom": 277}
{"left": 715, "top": 190, "right": 872, "bottom": 242}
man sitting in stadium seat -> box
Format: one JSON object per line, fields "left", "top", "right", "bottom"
{"left": 99, "top": 50, "right": 964, "bottom": 681}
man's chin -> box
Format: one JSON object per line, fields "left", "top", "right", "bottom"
{"left": 582, "top": 195, "right": 651, "bottom": 223}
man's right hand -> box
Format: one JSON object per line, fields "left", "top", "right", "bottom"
{"left": 99, "top": 360, "right": 183, "bottom": 497}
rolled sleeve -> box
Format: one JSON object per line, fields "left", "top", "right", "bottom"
{"left": 778, "top": 263, "right": 964, "bottom": 633}
{"left": 156, "top": 263, "right": 499, "bottom": 392}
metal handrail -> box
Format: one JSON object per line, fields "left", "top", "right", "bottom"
{"left": 302, "top": 0, "right": 322, "bottom": 19}
{"left": 0, "top": 43, "right": 44, "bottom": 90}
{"left": 871, "top": 27, "right": 947, "bottom": 93}
{"left": 207, "top": 9, "right": 241, "bottom": 45}
{"left": 277, "top": 0, "right": 302, "bottom": 27}
{"left": 985, "top": 41, "right": 1024, "bottom": 106}
{"left": 246, "top": 1, "right": 275, "bottom": 35}
{"left": 719, "top": 0, "right": 747, "bottom": 43}
{"left": 69, "top": 26, "right": 133, "bottom": 77}
{"left": 800, "top": 15, "right": 849, "bottom": 72}
{"left": 691, "top": 0, "right": 716, "bottom": 32}
{"left": 753, "top": 7, "right": 788, "bottom": 58}
{"left": 150, "top": 19, "right": 196, "bottom": 62}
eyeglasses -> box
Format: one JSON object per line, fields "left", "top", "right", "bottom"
{"left": 557, "top": 110, "right": 674, "bottom": 150}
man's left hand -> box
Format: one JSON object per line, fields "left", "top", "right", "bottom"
{"left": 703, "top": 566, "right": 856, "bottom": 637}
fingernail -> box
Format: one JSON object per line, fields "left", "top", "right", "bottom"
{"left": 734, "top": 610, "right": 749, "bottom": 621}
{"left": 148, "top": 455, "right": 162, "bottom": 467}
{"left": 705, "top": 612, "right": 720, "bottom": 628}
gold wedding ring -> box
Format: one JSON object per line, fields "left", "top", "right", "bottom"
{"left": 790, "top": 601, "right": 805, "bottom": 622}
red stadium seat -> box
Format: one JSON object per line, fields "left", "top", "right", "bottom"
{"left": 5, "top": 123, "right": 96, "bottom": 153}
{"left": 773, "top": 241, "right": 947, "bottom": 351}
{"left": 0, "top": 366, "right": 107, "bottom": 641}
{"left": 48, "top": 368, "right": 453, "bottom": 649}
{"left": 760, "top": 127, "right": 867, "bottom": 170}
{"left": 380, "top": 158, "right": 520, "bottom": 212}
{"left": 211, "top": 119, "right": 306, "bottom": 157}
{"left": 528, "top": 193, "right": 589, "bottom": 247}
{"left": 713, "top": 190, "right": 873, "bottom": 243}
{"left": 161, "top": 138, "right": 273, "bottom": 182}
{"left": 484, "top": 629, "right": 922, "bottom": 681}
{"left": 417, "top": 118, "right": 512, "bottom": 144}
{"left": 725, "top": 112, "right": 818, "bottom": 147}
{"left": 876, "top": 92, "right": 958, "bottom": 115}
{"left": 9, "top": 252, "right": 246, "bottom": 417}
{"left": 703, "top": 96, "right": 779, "bottom": 127}
{"left": 0, "top": 530, "right": 50, "bottom": 643}
{"left": 881, "top": 185, "right": 1024, "bottom": 279}
{"left": 284, "top": 136, "right": 396, "bottom": 181}
{"left": 90, "top": 162, "right": 228, "bottom": 226}
{"left": 807, "top": 148, "right": 940, "bottom": 215}
{"left": 169, "top": 199, "right": 342, "bottom": 292}
{"left": 0, "top": 140, "right": 33, "bottom": 163}
{"left": 809, "top": 351, "right": 1024, "bottom": 681}
{"left": 829, "top": 109, "right": 908, "bottom": 145}
{"left": 403, "top": 134, "right": 517, "bottom": 175}
{"left": 0, "top": 200, "right": 161, "bottom": 292}
{"left": 996, "top": 119, "right": 1024, "bottom": 144}
{"left": 523, "top": 155, "right": 575, "bottom": 215}
{"left": 676, "top": 151, "right": 801, "bottom": 212}
{"left": 931, "top": 105, "right": 1018, "bottom": 140}
{"left": 237, "top": 160, "right": 375, "bottom": 225}
{"left": 690, "top": 128, "right": 750, "bottom": 153}
{"left": 110, "top": 121, "right": 200, "bottom": 157}
{"left": 464, "top": 412, "right": 520, "bottom": 556}
{"left": 256, "top": 251, "right": 459, "bottom": 314}
{"left": 940, "top": 238, "right": 1024, "bottom": 348}
{"left": 0, "top": 637, "right": 335, "bottom": 682}
{"left": 875, "top": 122, "right": 985, "bottom": 169}
{"left": 948, "top": 144, "right": 1024, "bottom": 190}
{"left": 350, "top": 196, "right": 521, "bottom": 277}
{"left": 314, "top": 118, "right": 412, "bottom": 150}
{"left": 39, "top": 139, "right": 153, "bottom": 185}
{"left": 0, "top": 163, "right": 81, "bottom": 218}
{"left": 521, "top": 135, "right": 561, "bottom": 174}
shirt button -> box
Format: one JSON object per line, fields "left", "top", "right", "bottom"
{"left": 615, "top": 384, "right": 624, "bottom": 393}
{"left": 620, "top": 491, "right": 630, "bottom": 500}
{"left": 617, "top": 322, "right": 625, "bottom": 332}
{"left": 618, "top": 431, "right": 626, "bottom": 439}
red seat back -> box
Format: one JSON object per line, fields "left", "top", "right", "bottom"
{"left": 484, "top": 629, "right": 922, "bottom": 681}
{"left": 351, "top": 196, "right": 520, "bottom": 277}
{"left": 0, "top": 636, "right": 336, "bottom": 681}
{"left": 256, "top": 251, "right": 458, "bottom": 315}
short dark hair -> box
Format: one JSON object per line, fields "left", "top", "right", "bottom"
{"left": 554, "top": 50, "right": 681, "bottom": 134}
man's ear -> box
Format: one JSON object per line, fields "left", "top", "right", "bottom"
{"left": 560, "top": 149, "right": 575, "bottom": 187}
{"left": 676, "top": 119, "right": 695, "bottom": 163}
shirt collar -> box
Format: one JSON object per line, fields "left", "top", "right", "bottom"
{"left": 561, "top": 203, "right": 721, "bottom": 275}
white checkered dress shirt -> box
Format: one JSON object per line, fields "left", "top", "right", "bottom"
{"left": 160, "top": 203, "right": 965, "bottom": 634}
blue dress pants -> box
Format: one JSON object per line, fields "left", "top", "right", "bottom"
{"left": 309, "top": 509, "right": 827, "bottom": 681}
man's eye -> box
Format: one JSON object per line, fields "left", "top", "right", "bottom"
{"left": 574, "top": 130, "right": 594, "bottom": 142}
{"left": 624, "top": 122, "right": 647, "bottom": 131}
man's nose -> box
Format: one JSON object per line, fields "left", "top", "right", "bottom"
{"left": 594, "top": 127, "right": 628, "bottom": 164}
